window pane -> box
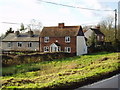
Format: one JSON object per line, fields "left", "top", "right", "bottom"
{"left": 65, "top": 36, "right": 70, "bottom": 43}
{"left": 28, "top": 42, "right": 32, "bottom": 47}
{"left": 44, "top": 37, "right": 49, "bottom": 42}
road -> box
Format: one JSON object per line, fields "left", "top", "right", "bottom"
{"left": 75, "top": 74, "right": 119, "bottom": 89}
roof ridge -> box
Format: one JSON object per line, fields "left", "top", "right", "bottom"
{"left": 43, "top": 25, "right": 80, "bottom": 28}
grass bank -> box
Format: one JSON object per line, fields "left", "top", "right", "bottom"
{"left": 2, "top": 52, "right": 120, "bottom": 89}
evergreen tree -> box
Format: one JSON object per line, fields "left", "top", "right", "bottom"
{"left": 20, "top": 23, "right": 25, "bottom": 31}
{"left": 5, "top": 27, "right": 14, "bottom": 37}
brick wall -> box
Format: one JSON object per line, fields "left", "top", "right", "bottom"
{"left": 40, "top": 37, "right": 76, "bottom": 54}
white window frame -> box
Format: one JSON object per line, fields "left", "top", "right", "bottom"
{"left": 102, "top": 36, "right": 104, "bottom": 40}
{"left": 44, "top": 37, "right": 49, "bottom": 43}
{"left": 17, "top": 42, "right": 22, "bottom": 47}
{"left": 28, "top": 42, "right": 32, "bottom": 47}
{"left": 97, "top": 36, "right": 99, "bottom": 41}
{"left": 65, "top": 36, "right": 70, "bottom": 43}
{"left": 58, "top": 46, "right": 61, "bottom": 52}
{"left": 65, "top": 47, "right": 71, "bottom": 53}
{"left": 44, "top": 46, "right": 49, "bottom": 52}
{"left": 8, "top": 42, "right": 12, "bottom": 48}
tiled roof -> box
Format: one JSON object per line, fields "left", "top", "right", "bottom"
{"left": 40, "top": 25, "right": 84, "bottom": 37}
{"left": 90, "top": 28, "right": 105, "bottom": 36}
{"left": 2, "top": 33, "right": 39, "bottom": 42}
{"left": 54, "top": 42, "right": 61, "bottom": 46}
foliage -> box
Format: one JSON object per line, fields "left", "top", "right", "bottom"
{"left": 4, "top": 27, "right": 14, "bottom": 37}
{"left": 2, "top": 52, "right": 72, "bottom": 67}
{"left": 112, "top": 39, "right": 120, "bottom": 51}
{"left": 87, "top": 31, "right": 97, "bottom": 48}
{"left": 87, "top": 31, "right": 98, "bottom": 53}
{"left": 2, "top": 52, "right": 120, "bottom": 89}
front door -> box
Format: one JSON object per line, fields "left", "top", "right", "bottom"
{"left": 50, "top": 43, "right": 61, "bottom": 52}
{"left": 51, "top": 46, "right": 58, "bottom": 52}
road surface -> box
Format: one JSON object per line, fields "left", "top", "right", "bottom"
{"left": 75, "top": 74, "right": 120, "bottom": 89}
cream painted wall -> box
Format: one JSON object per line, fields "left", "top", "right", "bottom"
{"left": 2, "top": 42, "right": 39, "bottom": 51}
{"left": 76, "top": 36, "right": 87, "bottom": 56}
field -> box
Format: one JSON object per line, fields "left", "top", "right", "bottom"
{"left": 1, "top": 52, "right": 120, "bottom": 89}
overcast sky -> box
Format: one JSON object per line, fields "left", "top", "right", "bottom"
{"left": 0, "top": 0, "right": 119, "bottom": 35}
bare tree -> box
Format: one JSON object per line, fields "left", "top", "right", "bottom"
{"left": 98, "top": 16, "right": 115, "bottom": 42}
{"left": 99, "top": 16, "right": 114, "bottom": 30}
{"left": 28, "top": 19, "right": 43, "bottom": 31}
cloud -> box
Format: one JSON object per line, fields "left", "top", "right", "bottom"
{"left": 0, "top": 0, "right": 118, "bottom": 35}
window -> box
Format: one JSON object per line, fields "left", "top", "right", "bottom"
{"left": 97, "top": 36, "right": 99, "bottom": 40}
{"left": 102, "top": 36, "right": 104, "bottom": 40}
{"left": 65, "top": 47, "right": 71, "bottom": 53}
{"left": 8, "top": 42, "right": 12, "bottom": 48}
{"left": 28, "top": 42, "right": 32, "bottom": 47}
{"left": 58, "top": 47, "right": 61, "bottom": 52}
{"left": 44, "top": 46, "right": 49, "bottom": 52}
{"left": 44, "top": 37, "right": 49, "bottom": 43}
{"left": 65, "top": 36, "right": 70, "bottom": 43}
{"left": 17, "top": 42, "right": 22, "bottom": 47}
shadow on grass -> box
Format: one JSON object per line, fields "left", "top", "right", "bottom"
{"left": 87, "top": 52, "right": 112, "bottom": 56}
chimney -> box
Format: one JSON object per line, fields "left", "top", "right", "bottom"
{"left": 28, "top": 30, "right": 33, "bottom": 37}
{"left": 15, "top": 30, "right": 20, "bottom": 37}
{"left": 96, "top": 25, "right": 100, "bottom": 29}
{"left": 58, "top": 23, "right": 64, "bottom": 28}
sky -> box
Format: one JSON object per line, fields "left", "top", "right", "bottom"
{"left": 0, "top": 0, "right": 119, "bottom": 35}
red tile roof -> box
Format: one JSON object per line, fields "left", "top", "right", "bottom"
{"left": 40, "top": 25, "right": 84, "bottom": 37}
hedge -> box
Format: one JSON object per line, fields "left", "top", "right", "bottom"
{"left": 1, "top": 52, "right": 73, "bottom": 67}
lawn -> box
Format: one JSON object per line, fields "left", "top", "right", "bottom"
{"left": 1, "top": 52, "right": 120, "bottom": 89}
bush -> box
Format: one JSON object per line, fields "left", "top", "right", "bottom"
{"left": 2, "top": 52, "right": 72, "bottom": 67}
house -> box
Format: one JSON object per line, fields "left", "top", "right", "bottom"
{"left": 84, "top": 26, "right": 105, "bottom": 45}
{"left": 2, "top": 30, "right": 40, "bottom": 52}
{"left": 40, "top": 23, "right": 87, "bottom": 56}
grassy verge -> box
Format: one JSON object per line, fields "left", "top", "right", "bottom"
{"left": 2, "top": 52, "right": 120, "bottom": 89}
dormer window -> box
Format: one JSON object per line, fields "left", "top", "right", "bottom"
{"left": 44, "top": 37, "right": 49, "bottom": 43}
{"left": 65, "top": 36, "right": 70, "bottom": 43}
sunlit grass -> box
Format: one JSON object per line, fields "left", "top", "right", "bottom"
{"left": 2, "top": 52, "right": 120, "bottom": 89}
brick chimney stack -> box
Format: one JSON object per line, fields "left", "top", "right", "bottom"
{"left": 15, "top": 29, "right": 20, "bottom": 37}
{"left": 58, "top": 23, "right": 64, "bottom": 28}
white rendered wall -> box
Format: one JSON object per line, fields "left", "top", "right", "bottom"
{"left": 76, "top": 36, "right": 87, "bottom": 56}
{"left": 84, "top": 29, "right": 93, "bottom": 39}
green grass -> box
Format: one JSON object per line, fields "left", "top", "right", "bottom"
{"left": 2, "top": 52, "right": 120, "bottom": 89}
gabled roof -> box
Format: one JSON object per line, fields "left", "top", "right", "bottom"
{"left": 2, "top": 33, "right": 39, "bottom": 42}
{"left": 90, "top": 28, "right": 105, "bottom": 36}
{"left": 54, "top": 42, "right": 61, "bottom": 46}
{"left": 40, "top": 24, "right": 84, "bottom": 37}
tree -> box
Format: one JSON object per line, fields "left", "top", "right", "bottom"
{"left": 99, "top": 16, "right": 120, "bottom": 51}
{"left": 20, "top": 23, "right": 27, "bottom": 32}
{"left": 28, "top": 19, "right": 43, "bottom": 31}
{"left": 20, "top": 23, "right": 25, "bottom": 31}
{"left": 5, "top": 27, "right": 14, "bottom": 37}
{"left": 98, "top": 16, "right": 115, "bottom": 42}
{"left": 87, "top": 32, "right": 97, "bottom": 48}
{"left": 99, "top": 16, "right": 114, "bottom": 30}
